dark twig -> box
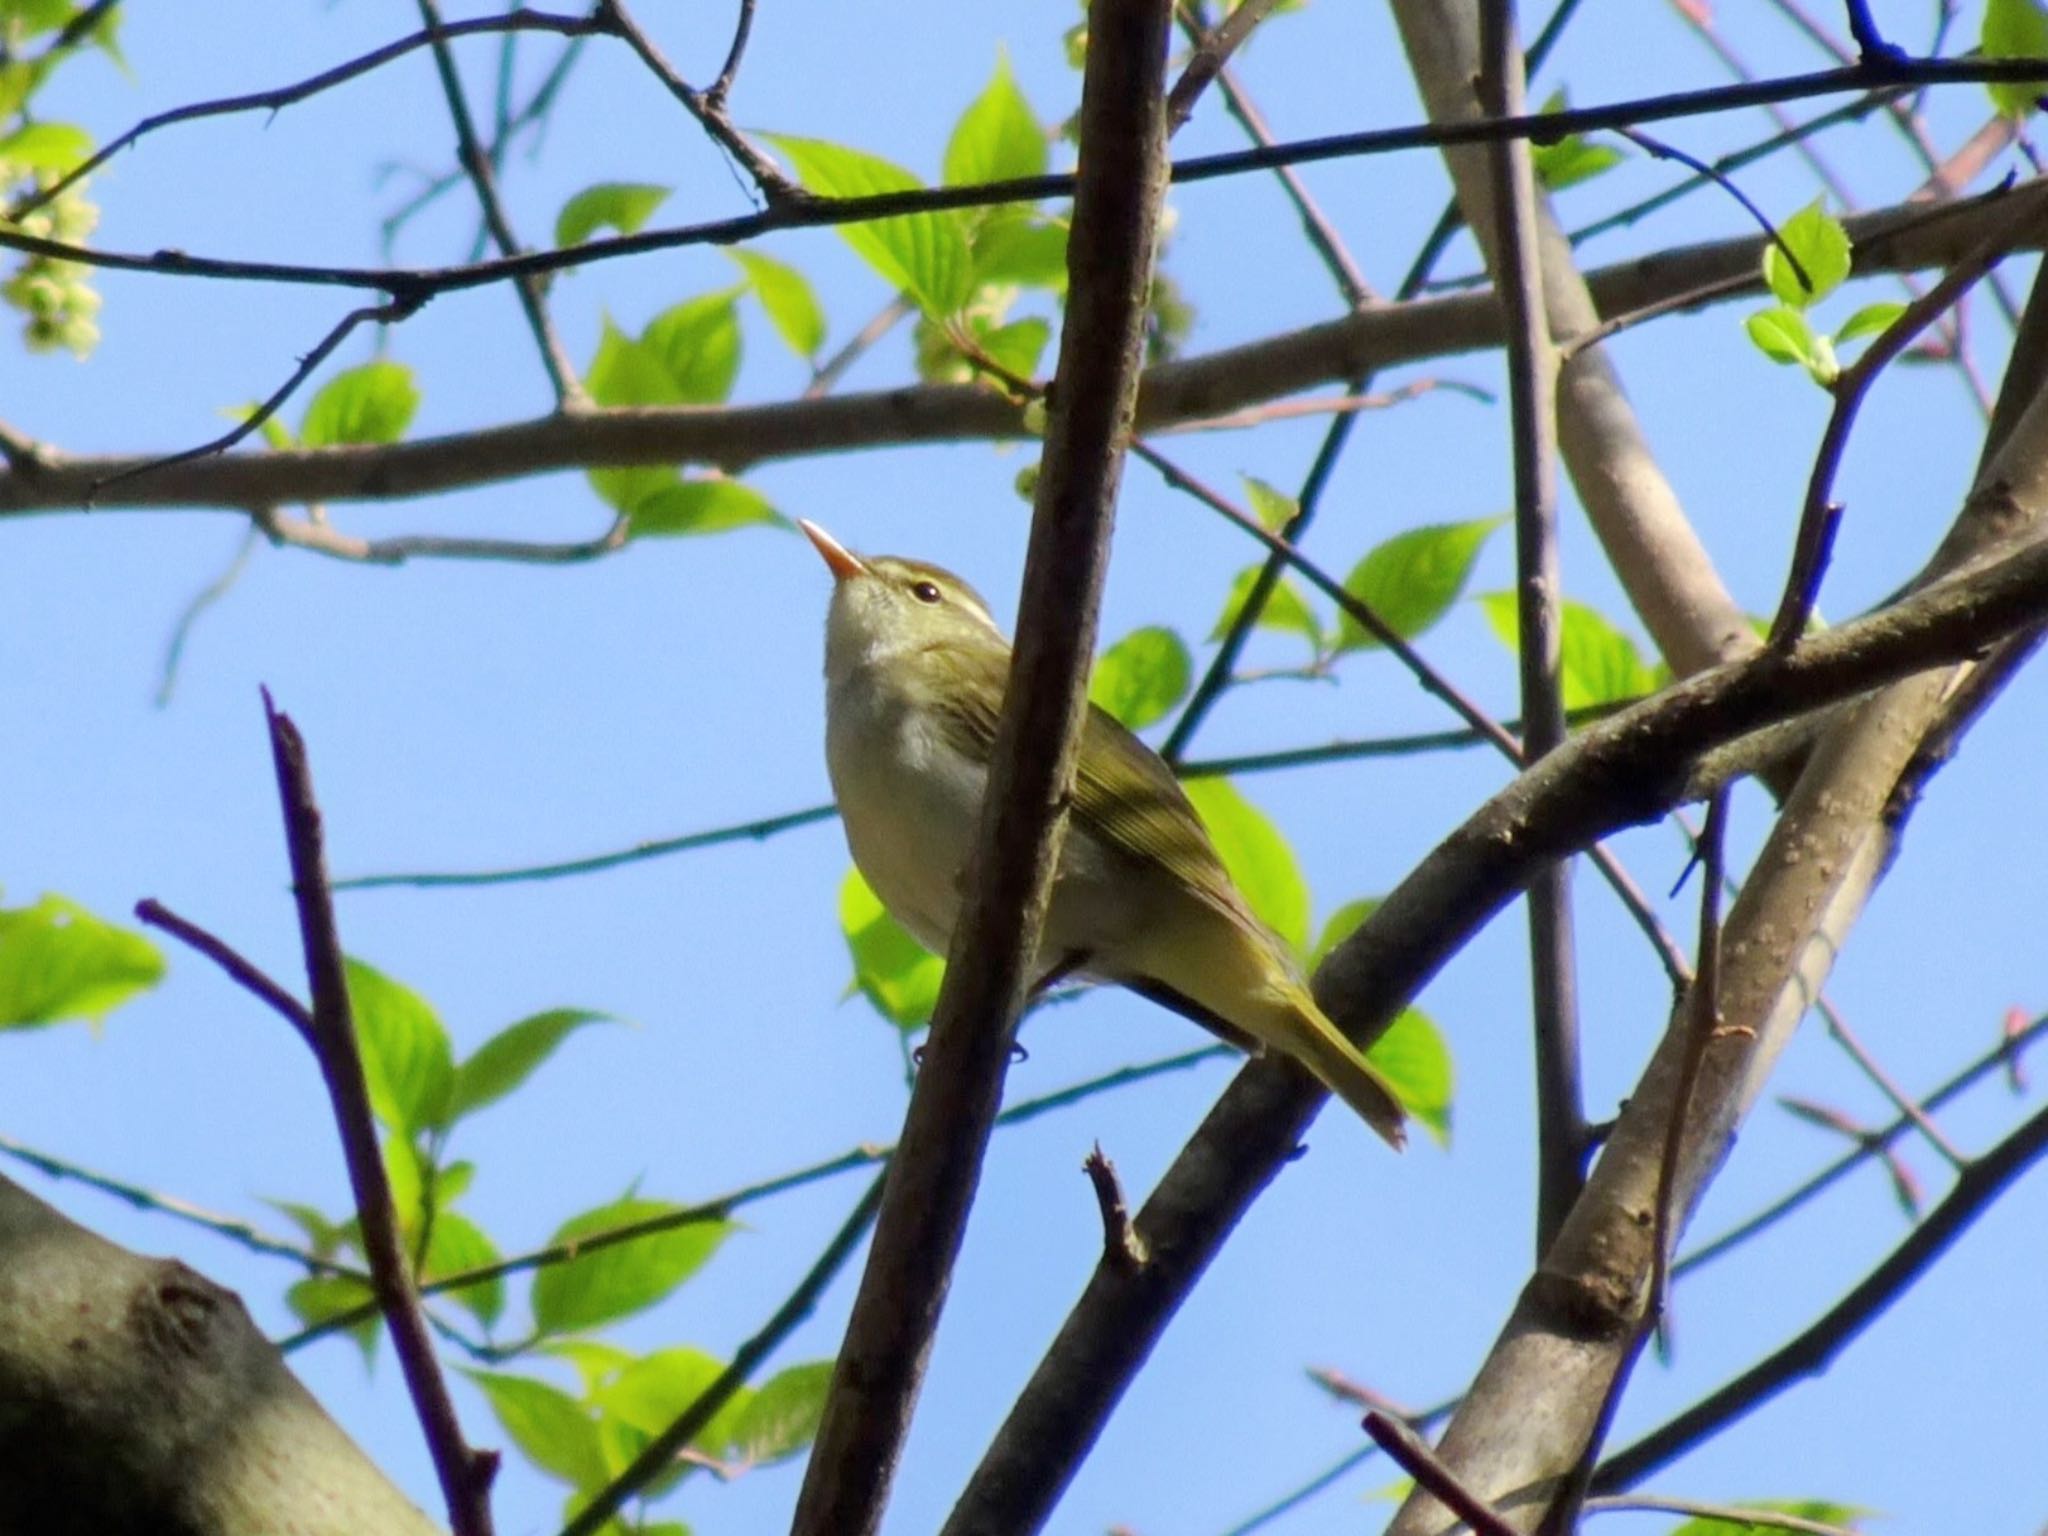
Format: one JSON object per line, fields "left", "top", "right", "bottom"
{"left": 262, "top": 694, "right": 497, "bottom": 1536}
{"left": 255, "top": 506, "right": 628, "bottom": 566}
{"left": 89, "top": 296, "right": 423, "bottom": 502}
{"left": 706, "top": 0, "right": 757, "bottom": 107}
{"left": 1768, "top": 192, "right": 2037, "bottom": 650}
{"left": 335, "top": 803, "right": 838, "bottom": 890}
{"left": 598, "top": 0, "right": 798, "bottom": 202}
{"left": 155, "top": 524, "right": 260, "bottom": 707}
{"left": 805, "top": 294, "right": 914, "bottom": 398}
{"left": 1172, "top": 2, "right": 1373, "bottom": 307}
{"left": 1083, "top": 1145, "right": 1146, "bottom": 1273}
{"left": 414, "top": 0, "right": 583, "bottom": 407}
{"left": 1479, "top": 0, "right": 1584, "bottom": 1253}
{"left": 1843, "top": 0, "right": 1901, "bottom": 62}
{"left": 5, "top": 9, "right": 607, "bottom": 223}
{"left": 1167, "top": 0, "right": 1284, "bottom": 133}
{"left": 1614, "top": 124, "right": 1811, "bottom": 293}
{"left": 789, "top": 9, "right": 1173, "bottom": 1529}
{"left": 134, "top": 897, "right": 315, "bottom": 1048}
{"left": 558, "top": 1174, "right": 885, "bottom": 1536}
{"left": 1361, "top": 1412, "right": 1519, "bottom": 1536}
{"left": 1677, "top": 1011, "right": 2048, "bottom": 1279}
{"left": 0, "top": 1131, "right": 363, "bottom": 1277}
{"left": 1597, "top": 1094, "right": 2048, "bottom": 1490}
{"left": 1817, "top": 995, "right": 1970, "bottom": 1168}
{"left": 18, "top": 57, "right": 2048, "bottom": 301}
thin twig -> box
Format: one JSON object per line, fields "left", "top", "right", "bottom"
{"left": 1816, "top": 995, "right": 1970, "bottom": 1168}
{"left": 134, "top": 897, "right": 315, "bottom": 1048}
{"left": 414, "top": 0, "right": 584, "bottom": 407}
{"left": 1596, "top": 1094, "right": 2048, "bottom": 1490}
{"left": 256, "top": 507, "right": 628, "bottom": 566}
{"left": 262, "top": 693, "right": 497, "bottom": 1536}
{"left": 598, "top": 0, "right": 797, "bottom": 202}
{"left": 1768, "top": 191, "right": 2036, "bottom": 649}
{"left": 804, "top": 293, "right": 914, "bottom": 398}
{"left": 1479, "top": 0, "right": 1584, "bottom": 1252}
{"left": 1166, "top": 0, "right": 1284, "bottom": 132}
{"left": 558, "top": 1175, "right": 885, "bottom": 1536}
{"left": 1083, "top": 1145, "right": 1146, "bottom": 1272}
{"left": 1361, "top": 1412, "right": 1518, "bottom": 1536}
{"left": 0, "top": 1132, "right": 363, "bottom": 1277}
{"left": 1614, "top": 124, "right": 1812, "bottom": 291}
{"left": 156, "top": 524, "right": 260, "bottom": 707}
{"left": 17, "top": 57, "right": 2048, "bottom": 301}
{"left": 88, "top": 296, "right": 423, "bottom": 502}
{"left": 1173, "top": 3, "right": 1373, "bottom": 305}
{"left": 4, "top": 8, "right": 607, "bottom": 223}
{"left": 706, "top": 0, "right": 758, "bottom": 108}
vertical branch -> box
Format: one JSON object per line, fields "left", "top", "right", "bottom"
{"left": 785, "top": 4, "right": 1174, "bottom": 1535}
{"left": 263, "top": 692, "right": 497, "bottom": 1536}
{"left": 414, "top": 0, "right": 585, "bottom": 408}
{"left": 1478, "top": 0, "right": 1584, "bottom": 1249}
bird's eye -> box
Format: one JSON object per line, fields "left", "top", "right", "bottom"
{"left": 911, "top": 580, "right": 943, "bottom": 604}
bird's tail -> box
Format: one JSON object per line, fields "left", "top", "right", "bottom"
{"left": 1266, "top": 988, "right": 1408, "bottom": 1150}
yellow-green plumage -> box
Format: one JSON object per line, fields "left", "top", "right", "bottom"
{"left": 801, "top": 521, "right": 1405, "bottom": 1149}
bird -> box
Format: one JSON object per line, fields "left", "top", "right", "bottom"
{"left": 798, "top": 518, "right": 1406, "bottom": 1149}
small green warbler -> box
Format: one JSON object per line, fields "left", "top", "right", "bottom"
{"left": 800, "top": 519, "right": 1406, "bottom": 1148}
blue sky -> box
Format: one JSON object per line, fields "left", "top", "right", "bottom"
{"left": 4, "top": 3, "right": 2046, "bottom": 1533}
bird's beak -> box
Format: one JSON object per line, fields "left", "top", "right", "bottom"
{"left": 798, "top": 519, "right": 867, "bottom": 582}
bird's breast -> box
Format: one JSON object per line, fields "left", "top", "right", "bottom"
{"left": 825, "top": 673, "right": 987, "bottom": 953}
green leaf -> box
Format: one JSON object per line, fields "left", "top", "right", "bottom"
{"left": 729, "top": 247, "right": 827, "bottom": 359}
{"left": 544, "top": 1338, "right": 635, "bottom": 1391}
{"left": 530, "top": 1196, "right": 732, "bottom": 1336}
{"left": 839, "top": 866, "right": 944, "bottom": 1029}
{"left": 1836, "top": 300, "right": 1908, "bottom": 343}
{"left": 1478, "top": 594, "right": 1667, "bottom": 711}
{"left": 1242, "top": 475, "right": 1297, "bottom": 533}
{"left": 1366, "top": 1007, "right": 1454, "bottom": 1145}
{"left": 944, "top": 51, "right": 1047, "bottom": 189}
{"left": 1528, "top": 90, "right": 1624, "bottom": 193}
{"left": 266, "top": 1198, "right": 347, "bottom": 1258}
{"left": 586, "top": 319, "right": 682, "bottom": 409}
{"left": 1336, "top": 517, "right": 1505, "bottom": 652}
{"left": 1183, "top": 779, "right": 1309, "bottom": 955}
{"left": 592, "top": 1345, "right": 750, "bottom": 1460}
{"left": 970, "top": 211, "right": 1069, "bottom": 289}
{"left": 642, "top": 288, "right": 744, "bottom": 405}
{"left": 345, "top": 959, "right": 456, "bottom": 1136}
{"left": 1309, "top": 896, "right": 1379, "bottom": 970}
{"left": 1089, "top": 625, "right": 1192, "bottom": 730}
{"left": 424, "top": 1210, "right": 504, "bottom": 1329}
{"left": 1745, "top": 304, "right": 1834, "bottom": 381}
{"left": 627, "top": 477, "right": 781, "bottom": 538}
{"left": 768, "top": 134, "right": 972, "bottom": 316}
{"left": 452, "top": 1008, "right": 613, "bottom": 1122}
{"left": 286, "top": 1274, "right": 379, "bottom": 1362}
{"left": 1984, "top": 0, "right": 2048, "bottom": 118}
{"left": 1668, "top": 1499, "right": 1872, "bottom": 1536}
{"left": 729, "top": 1360, "right": 833, "bottom": 1466}
{"left": 0, "top": 895, "right": 163, "bottom": 1029}
{"left": 1764, "top": 200, "right": 1852, "bottom": 309}
{"left": 973, "top": 315, "right": 1051, "bottom": 380}
{"left": 1210, "top": 565, "right": 1324, "bottom": 650}
{"left": 554, "top": 181, "right": 670, "bottom": 248}
{"left": 299, "top": 361, "right": 421, "bottom": 447}
{"left": 383, "top": 1133, "right": 426, "bottom": 1236}
{"left": 1532, "top": 135, "right": 1623, "bottom": 192}
{"left": 0, "top": 120, "right": 91, "bottom": 173}
{"left": 466, "top": 1369, "right": 608, "bottom": 1491}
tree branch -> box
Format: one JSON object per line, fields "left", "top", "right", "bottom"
{"left": 787, "top": 5, "right": 1173, "bottom": 1532}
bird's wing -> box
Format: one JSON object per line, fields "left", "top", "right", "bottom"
{"left": 925, "top": 646, "right": 1250, "bottom": 921}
